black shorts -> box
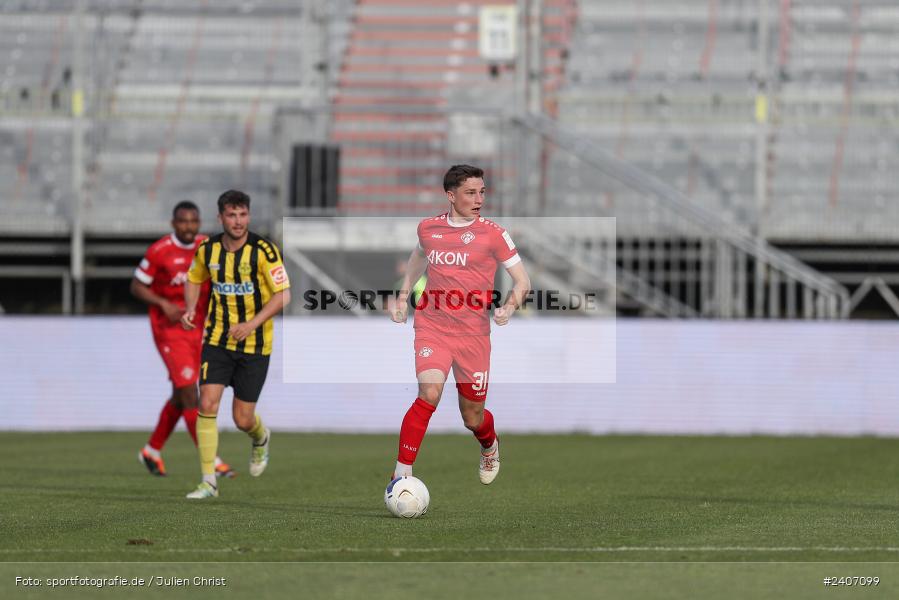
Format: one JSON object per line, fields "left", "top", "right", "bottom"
{"left": 200, "top": 344, "right": 270, "bottom": 403}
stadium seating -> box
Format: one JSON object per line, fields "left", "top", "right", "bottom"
{"left": 557, "top": 0, "right": 899, "bottom": 242}
{"left": 3, "top": 0, "right": 895, "bottom": 239}
{"left": 0, "top": 0, "right": 327, "bottom": 235}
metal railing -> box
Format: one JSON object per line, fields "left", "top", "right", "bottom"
{"left": 513, "top": 113, "right": 851, "bottom": 318}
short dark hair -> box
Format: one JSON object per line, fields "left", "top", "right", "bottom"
{"left": 443, "top": 164, "right": 484, "bottom": 192}
{"left": 217, "top": 189, "right": 251, "bottom": 214}
{"left": 172, "top": 200, "right": 199, "bottom": 218}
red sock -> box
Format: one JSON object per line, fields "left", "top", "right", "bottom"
{"left": 474, "top": 409, "right": 497, "bottom": 449}
{"left": 397, "top": 398, "right": 437, "bottom": 465}
{"left": 148, "top": 399, "right": 182, "bottom": 451}
{"left": 182, "top": 408, "right": 199, "bottom": 446}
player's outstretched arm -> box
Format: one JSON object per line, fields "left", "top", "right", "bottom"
{"left": 181, "top": 280, "right": 202, "bottom": 330}
{"left": 131, "top": 277, "right": 183, "bottom": 323}
{"left": 227, "top": 289, "right": 292, "bottom": 341}
{"left": 494, "top": 261, "right": 531, "bottom": 326}
{"left": 392, "top": 246, "right": 427, "bottom": 324}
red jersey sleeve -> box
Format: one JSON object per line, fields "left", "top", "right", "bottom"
{"left": 491, "top": 224, "right": 521, "bottom": 268}
{"left": 134, "top": 247, "right": 159, "bottom": 285}
{"left": 416, "top": 220, "right": 426, "bottom": 252}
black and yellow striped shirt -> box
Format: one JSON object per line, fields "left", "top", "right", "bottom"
{"left": 188, "top": 232, "right": 290, "bottom": 355}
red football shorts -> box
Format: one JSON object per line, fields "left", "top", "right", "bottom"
{"left": 414, "top": 331, "right": 491, "bottom": 402}
{"left": 154, "top": 334, "right": 202, "bottom": 388}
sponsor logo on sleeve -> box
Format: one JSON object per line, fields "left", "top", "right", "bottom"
{"left": 140, "top": 258, "right": 150, "bottom": 269}
{"left": 269, "top": 265, "right": 288, "bottom": 286}
{"left": 501, "top": 231, "right": 516, "bottom": 250}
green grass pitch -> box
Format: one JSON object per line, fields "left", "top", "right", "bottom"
{"left": 3, "top": 432, "right": 899, "bottom": 598}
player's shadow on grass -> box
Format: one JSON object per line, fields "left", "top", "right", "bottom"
{"left": 0, "top": 483, "right": 229, "bottom": 504}
{"left": 223, "top": 500, "right": 392, "bottom": 518}
{"left": 632, "top": 493, "right": 899, "bottom": 513}
{"left": 302, "top": 506, "right": 395, "bottom": 519}
{"left": 0, "top": 482, "right": 157, "bottom": 495}
{"left": 0, "top": 485, "right": 393, "bottom": 518}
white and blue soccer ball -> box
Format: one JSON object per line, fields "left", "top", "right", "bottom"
{"left": 384, "top": 475, "right": 430, "bottom": 518}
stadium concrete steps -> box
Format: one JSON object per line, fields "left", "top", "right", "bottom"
{"left": 0, "top": 2, "right": 324, "bottom": 234}
{"left": 331, "top": 0, "right": 577, "bottom": 214}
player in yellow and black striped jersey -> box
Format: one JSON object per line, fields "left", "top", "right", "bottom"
{"left": 189, "top": 230, "right": 288, "bottom": 355}
{"left": 180, "top": 189, "right": 291, "bottom": 499}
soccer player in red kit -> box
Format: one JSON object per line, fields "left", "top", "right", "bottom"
{"left": 390, "top": 165, "right": 531, "bottom": 484}
{"left": 131, "top": 201, "right": 233, "bottom": 478}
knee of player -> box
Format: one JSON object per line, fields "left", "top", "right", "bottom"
{"left": 199, "top": 397, "right": 220, "bottom": 414}
{"left": 197, "top": 383, "right": 223, "bottom": 416}
{"left": 233, "top": 413, "right": 255, "bottom": 431}
{"left": 419, "top": 387, "right": 442, "bottom": 405}
{"left": 461, "top": 410, "right": 483, "bottom": 431}
{"left": 175, "top": 385, "right": 199, "bottom": 408}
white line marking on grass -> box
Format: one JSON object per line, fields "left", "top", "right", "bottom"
{"left": 4, "top": 547, "right": 899, "bottom": 554}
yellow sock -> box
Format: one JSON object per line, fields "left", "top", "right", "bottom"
{"left": 197, "top": 413, "right": 218, "bottom": 478}
{"left": 247, "top": 413, "right": 266, "bottom": 444}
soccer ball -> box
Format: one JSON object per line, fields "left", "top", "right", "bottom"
{"left": 384, "top": 475, "right": 430, "bottom": 518}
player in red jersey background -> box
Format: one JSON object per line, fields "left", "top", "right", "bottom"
{"left": 131, "top": 201, "right": 233, "bottom": 478}
{"left": 390, "top": 165, "right": 531, "bottom": 485}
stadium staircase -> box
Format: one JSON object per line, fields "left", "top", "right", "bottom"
{"left": 331, "top": 0, "right": 577, "bottom": 213}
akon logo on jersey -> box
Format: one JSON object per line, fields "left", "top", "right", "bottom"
{"left": 427, "top": 250, "right": 469, "bottom": 266}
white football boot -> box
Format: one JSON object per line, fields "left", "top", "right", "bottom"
{"left": 185, "top": 481, "right": 218, "bottom": 499}
{"left": 249, "top": 428, "right": 271, "bottom": 477}
{"left": 478, "top": 441, "right": 500, "bottom": 485}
